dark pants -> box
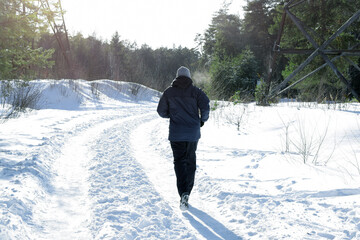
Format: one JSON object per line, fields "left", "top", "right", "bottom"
{"left": 170, "top": 141, "right": 198, "bottom": 197}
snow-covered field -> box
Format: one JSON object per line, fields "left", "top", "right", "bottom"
{"left": 0, "top": 80, "right": 359, "bottom": 240}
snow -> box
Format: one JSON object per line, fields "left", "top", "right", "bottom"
{"left": 1, "top": 79, "right": 360, "bottom": 239}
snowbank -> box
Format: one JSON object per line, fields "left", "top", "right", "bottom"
{"left": 35, "top": 79, "right": 161, "bottom": 110}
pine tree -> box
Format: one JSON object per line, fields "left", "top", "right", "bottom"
{"left": 0, "top": 0, "right": 55, "bottom": 80}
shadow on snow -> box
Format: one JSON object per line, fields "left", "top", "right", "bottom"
{"left": 183, "top": 206, "right": 242, "bottom": 240}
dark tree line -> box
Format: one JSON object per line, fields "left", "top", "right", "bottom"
{"left": 37, "top": 31, "right": 200, "bottom": 91}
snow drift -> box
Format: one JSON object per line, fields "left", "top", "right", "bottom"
{"left": 35, "top": 79, "right": 161, "bottom": 110}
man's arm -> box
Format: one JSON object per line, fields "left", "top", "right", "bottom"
{"left": 157, "top": 93, "right": 170, "bottom": 118}
{"left": 197, "top": 89, "right": 210, "bottom": 122}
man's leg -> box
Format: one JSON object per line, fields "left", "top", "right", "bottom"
{"left": 170, "top": 141, "right": 198, "bottom": 197}
{"left": 170, "top": 141, "right": 187, "bottom": 197}
{"left": 185, "top": 141, "right": 198, "bottom": 195}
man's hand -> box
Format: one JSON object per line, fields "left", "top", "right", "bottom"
{"left": 200, "top": 121, "right": 205, "bottom": 127}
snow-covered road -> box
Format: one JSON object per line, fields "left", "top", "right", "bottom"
{"left": 1, "top": 81, "right": 233, "bottom": 240}
{"left": 32, "top": 109, "right": 157, "bottom": 239}
{"left": 26, "top": 104, "right": 202, "bottom": 239}
{"left": 1, "top": 80, "right": 360, "bottom": 240}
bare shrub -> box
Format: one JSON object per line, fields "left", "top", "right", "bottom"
{"left": 224, "top": 103, "right": 248, "bottom": 131}
{"left": 69, "top": 79, "right": 79, "bottom": 93}
{"left": 282, "top": 114, "right": 335, "bottom": 165}
{"left": 90, "top": 81, "right": 100, "bottom": 99}
{"left": 278, "top": 113, "right": 294, "bottom": 153}
{"left": 129, "top": 83, "right": 141, "bottom": 97}
{"left": 209, "top": 101, "right": 228, "bottom": 128}
{"left": 0, "top": 81, "right": 41, "bottom": 120}
{"left": 0, "top": 81, "right": 11, "bottom": 108}
{"left": 210, "top": 101, "right": 248, "bottom": 131}
{"left": 345, "top": 119, "right": 360, "bottom": 175}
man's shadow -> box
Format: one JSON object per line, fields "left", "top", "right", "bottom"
{"left": 182, "top": 206, "right": 242, "bottom": 240}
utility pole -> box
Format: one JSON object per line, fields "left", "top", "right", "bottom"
{"left": 263, "top": 1, "right": 360, "bottom": 104}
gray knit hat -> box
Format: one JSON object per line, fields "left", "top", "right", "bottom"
{"left": 176, "top": 66, "right": 191, "bottom": 79}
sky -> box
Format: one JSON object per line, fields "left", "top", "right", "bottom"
{"left": 61, "top": 0, "right": 246, "bottom": 49}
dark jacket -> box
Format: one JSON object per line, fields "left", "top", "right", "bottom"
{"left": 157, "top": 76, "right": 210, "bottom": 142}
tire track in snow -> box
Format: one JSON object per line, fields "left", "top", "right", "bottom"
{"left": 32, "top": 108, "right": 154, "bottom": 239}
{"left": 0, "top": 109, "right": 127, "bottom": 239}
